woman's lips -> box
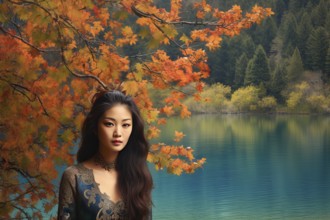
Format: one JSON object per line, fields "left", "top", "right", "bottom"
{"left": 112, "top": 140, "right": 122, "bottom": 146}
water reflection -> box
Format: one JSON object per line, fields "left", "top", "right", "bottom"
{"left": 151, "top": 115, "right": 330, "bottom": 220}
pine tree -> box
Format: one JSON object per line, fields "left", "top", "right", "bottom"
{"left": 304, "top": 1, "right": 314, "bottom": 14}
{"left": 311, "top": 0, "right": 328, "bottom": 27}
{"left": 244, "top": 45, "right": 271, "bottom": 86}
{"left": 296, "top": 12, "right": 313, "bottom": 66}
{"left": 288, "top": 0, "right": 301, "bottom": 12}
{"left": 241, "top": 34, "right": 256, "bottom": 59}
{"left": 286, "top": 47, "right": 304, "bottom": 82}
{"left": 324, "top": 47, "right": 330, "bottom": 83}
{"left": 325, "top": 13, "right": 330, "bottom": 34}
{"left": 208, "top": 40, "right": 231, "bottom": 84}
{"left": 279, "top": 12, "right": 298, "bottom": 57}
{"left": 248, "top": 17, "right": 277, "bottom": 53}
{"left": 234, "top": 53, "right": 248, "bottom": 89}
{"left": 306, "top": 27, "right": 329, "bottom": 71}
{"left": 270, "top": 64, "right": 286, "bottom": 103}
{"left": 272, "top": 0, "right": 287, "bottom": 24}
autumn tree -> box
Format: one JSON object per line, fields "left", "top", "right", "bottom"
{"left": 0, "top": 0, "right": 273, "bottom": 218}
{"left": 230, "top": 86, "right": 260, "bottom": 112}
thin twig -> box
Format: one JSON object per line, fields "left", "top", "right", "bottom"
{"left": 10, "top": 204, "right": 32, "bottom": 220}
{"left": 131, "top": 5, "right": 231, "bottom": 28}
{"left": 0, "top": 26, "right": 60, "bottom": 53}
{"left": 141, "top": 62, "right": 191, "bottom": 96}
{"left": 0, "top": 77, "right": 51, "bottom": 116}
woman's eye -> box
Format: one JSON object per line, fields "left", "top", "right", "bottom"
{"left": 104, "top": 122, "right": 114, "bottom": 127}
{"left": 123, "top": 123, "right": 131, "bottom": 128}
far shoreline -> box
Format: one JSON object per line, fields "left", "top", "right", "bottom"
{"left": 188, "top": 111, "right": 330, "bottom": 116}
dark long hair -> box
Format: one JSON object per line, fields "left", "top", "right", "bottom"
{"left": 77, "top": 90, "right": 153, "bottom": 219}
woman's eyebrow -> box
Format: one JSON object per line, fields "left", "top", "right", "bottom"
{"left": 104, "top": 117, "right": 132, "bottom": 122}
{"left": 104, "top": 117, "right": 116, "bottom": 121}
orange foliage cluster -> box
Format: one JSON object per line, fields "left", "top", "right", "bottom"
{"left": 148, "top": 143, "right": 206, "bottom": 176}
{"left": 0, "top": 0, "right": 272, "bottom": 218}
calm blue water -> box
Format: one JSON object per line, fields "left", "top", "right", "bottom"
{"left": 150, "top": 115, "right": 330, "bottom": 220}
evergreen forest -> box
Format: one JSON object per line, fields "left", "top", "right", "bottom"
{"left": 180, "top": 0, "right": 330, "bottom": 113}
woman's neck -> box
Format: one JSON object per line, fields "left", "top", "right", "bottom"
{"left": 98, "top": 149, "right": 118, "bottom": 163}
{"left": 94, "top": 150, "right": 118, "bottom": 171}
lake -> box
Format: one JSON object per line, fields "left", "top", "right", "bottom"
{"left": 150, "top": 114, "right": 330, "bottom": 220}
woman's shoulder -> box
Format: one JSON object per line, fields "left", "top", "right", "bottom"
{"left": 61, "top": 163, "right": 95, "bottom": 188}
{"left": 61, "top": 164, "right": 89, "bottom": 179}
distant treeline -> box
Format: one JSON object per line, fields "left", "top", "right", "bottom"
{"left": 151, "top": 0, "right": 330, "bottom": 113}
{"left": 205, "top": 0, "right": 329, "bottom": 100}
{"left": 187, "top": 0, "right": 330, "bottom": 113}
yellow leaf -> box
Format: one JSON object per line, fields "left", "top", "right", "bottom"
{"left": 147, "top": 109, "right": 159, "bottom": 123}
{"left": 122, "top": 81, "right": 139, "bottom": 96}
{"left": 179, "top": 33, "right": 191, "bottom": 45}
{"left": 74, "top": 112, "right": 85, "bottom": 128}
{"left": 61, "top": 129, "right": 74, "bottom": 143}
{"left": 134, "top": 63, "right": 144, "bottom": 81}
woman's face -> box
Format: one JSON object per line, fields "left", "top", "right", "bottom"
{"left": 97, "top": 104, "right": 133, "bottom": 155}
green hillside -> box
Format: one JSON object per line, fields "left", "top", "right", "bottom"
{"left": 184, "top": 0, "right": 330, "bottom": 113}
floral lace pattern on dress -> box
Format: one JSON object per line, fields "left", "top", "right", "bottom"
{"left": 58, "top": 164, "right": 127, "bottom": 220}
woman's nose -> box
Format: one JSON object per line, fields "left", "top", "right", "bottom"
{"left": 113, "top": 127, "right": 122, "bottom": 137}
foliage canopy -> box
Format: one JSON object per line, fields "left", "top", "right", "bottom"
{"left": 0, "top": 0, "right": 273, "bottom": 218}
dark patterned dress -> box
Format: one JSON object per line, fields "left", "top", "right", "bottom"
{"left": 57, "top": 164, "right": 127, "bottom": 220}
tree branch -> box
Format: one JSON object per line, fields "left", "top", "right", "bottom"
{"left": 140, "top": 62, "right": 191, "bottom": 96}
{"left": 10, "top": 204, "right": 32, "bottom": 220}
{"left": 0, "top": 26, "right": 60, "bottom": 53}
{"left": 131, "top": 5, "right": 230, "bottom": 28}
{"left": 58, "top": 38, "right": 108, "bottom": 89}
{"left": 0, "top": 77, "right": 73, "bottom": 130}
{"left": 152, "top": 22, "right": 185, "bottom": 49}
{"left": 0, "top": 77, "right": 51, "bottom": 117}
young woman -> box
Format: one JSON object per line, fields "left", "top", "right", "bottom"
{"left": 58, "top": 89, "right": 153, "bottom": 220}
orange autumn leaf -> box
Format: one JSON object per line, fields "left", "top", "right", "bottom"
{"left": 147, "top": 126, "right": 160, "bottom": 139}
{"left": 161, "top": 105, "right": 174, "bottom": 116}
{"left": 157, "top": 118, "right": 167, "bottom": 125}
{"left": 116, "top": 26, "right": 138, "bottom": 46}
{"left": 174, "top": 131, "right": 185, "bottom": 142}
{"left": 180, "top": 104, "right": 191, "bottom": 118}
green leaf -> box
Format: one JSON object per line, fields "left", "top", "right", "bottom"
{"left": 61, "top": 129, "right": 74, "bottom": 143}
{"left": 114, "top": 11, "right": 129, "bottom": 20}
{"left": 180, "top": 33, "right": 190, "bottom": 44}
{"left": 139, "top": 28, "right": 150, "bottom": 39}
{"left": 135, "top": 63, "right": 144, "bottom": 81}
{"left": 147, "top": 38, "right": 160, "bottom": 49}
{"left": 162, "top": 24, "right": 178, "bottom": 39}
{"left": 48, "top": 66, "right": 70, "bottom": 84}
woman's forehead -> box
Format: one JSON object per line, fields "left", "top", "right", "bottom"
{"left": 102, "top": 104, "right": 132, "bottom": 120}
